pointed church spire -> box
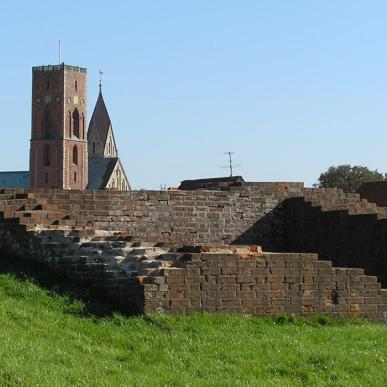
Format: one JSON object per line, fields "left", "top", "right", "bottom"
{"left": 87, "top": 83, "right": 118, "bottom": 159}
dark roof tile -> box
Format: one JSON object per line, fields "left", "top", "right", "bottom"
{"left": 87, "top": 90, "right": 112, "bottom": 148}
{"left": 0, "top": 171, "right": 29, "bottom": 189}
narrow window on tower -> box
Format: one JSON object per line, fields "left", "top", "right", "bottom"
{"left": 75, "top": 80, "right": 78, "bottom": 91}
{"left": 43, "top": 145, "right": 51, "bottom": 166}
{"left": 45, "top": 172, "right": 48, "bottom": 184}
{"left": 81, "top": 113, "right": 85, "bottom": 139}
{"left": 43, "top": 109, "right": 53, "bottom": 138}
{"left": 46, "top": 80, "right": 50, "bottom": 91}
{"left": 74, "top": 172, "right": 77, "bottom": 182}
{"left": 93, "top": 142, "right": 96, "bottom": 154}
{"left": 72, "top": 109, "right": 80, "bottom": 138}
{"left": 73, "top": 145, "right": 78, "bottom": 165}
{"left": 67, "top": 111, "right": 72, "bottom": 136}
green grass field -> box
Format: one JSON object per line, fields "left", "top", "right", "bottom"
{"left": 0, "top": 263, "right": 386, "bottom": 386}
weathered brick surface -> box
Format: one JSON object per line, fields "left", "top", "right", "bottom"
{"left": 143, "top": 251, "right": 387, "bottom": 322}
{"left": 25, "top": 182, "right": 304, "bottom": 250}
{"left": 0, "top": 185, "right": 386, "bottom": 321}
{"left": 285, "top": 189, "right": 387, "bottom": 287}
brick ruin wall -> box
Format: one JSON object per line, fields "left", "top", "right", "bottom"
{"left": 0, "top": 184, "right": 386, "bottom": 321}
{"left": 284, "top": 195, "right": 387, "bottom": 287}
{"left": 30, "top": 182, "right": 305, "bottom": 250}
{"left": 144, "top": 250, "right": 387, "bottom": 322}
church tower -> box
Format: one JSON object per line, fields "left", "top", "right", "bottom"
{"left": 29, "top": 64, "right": 88, "bottom": 189}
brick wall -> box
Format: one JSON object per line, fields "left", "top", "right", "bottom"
{"left": 0, "top": 188, "right": 386, "bottom": 321}
{"left": 143, "top": 249, "right": 387, "bottom": 322}
{"left": 30, "top": 182, "right": 304, "bottom": 250}
{"left": 285, "top": 195, "right": 387, "bottom": 287}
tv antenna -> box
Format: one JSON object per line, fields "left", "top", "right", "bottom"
{"left": 222, "top": 151, "right": 241, "bottom": 177}
{"left": 58, "top": 40, "right": 62, "bottom": 63}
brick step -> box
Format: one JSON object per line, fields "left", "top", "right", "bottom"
{"left": 51, "top": 255, "right": 113, "bottom": 264}
{"left": 79, "top": 240, "right": 133, "bottom": 249}
{"left": 50, "top": 219, "right": 78, "bottom": 226}
{"left": 17, "top": 202, "right": 59, "bottom": 211}
{"left": 16, "top": 210, "right": 66, "bottom": 219}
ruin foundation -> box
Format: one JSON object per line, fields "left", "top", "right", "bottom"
{"left": 0, "top": 182, "right": 386, "bottom": 322}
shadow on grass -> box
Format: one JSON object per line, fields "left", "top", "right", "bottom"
{"left": 0, "top": 255, "right": 121, "bottom": 318}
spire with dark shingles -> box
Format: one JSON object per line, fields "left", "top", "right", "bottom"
{"left": 87, "top": 89, "right": 112, "bottom": 149}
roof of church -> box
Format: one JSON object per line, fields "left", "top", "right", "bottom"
{"left": 0, "top": 171, "right": 29, "bottom": 189}
{"left": 87, "top": 89, "right": 114, "bottom": 149}
{"left": 87, "top": 158, "right": 119, "bottom": 189}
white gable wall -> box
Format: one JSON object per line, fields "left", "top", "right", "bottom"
{"left": 103, "top": 126, "right": 118, "bottom": 158}
{"left": 105, "top": 160, "right": 130, "bottom": 191}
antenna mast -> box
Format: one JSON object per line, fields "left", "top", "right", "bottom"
{"left": 225, "top": 151, "right": 235, "bottom": 177}
{"left": 58, "top": 40, "right": 62, "bottom": 64}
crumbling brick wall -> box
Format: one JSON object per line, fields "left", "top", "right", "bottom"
{"left": 143, "top": 250, "right": 387, "bottom": 322}
{"left": 284, "top": 196, "right": 387, "bottom": 287}
{"left": 30, "top": 182, "right": 304, "bottom": 250}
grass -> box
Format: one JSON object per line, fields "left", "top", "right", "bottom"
{"left": 0, "top": 260, "right": 386, "bottom": 386}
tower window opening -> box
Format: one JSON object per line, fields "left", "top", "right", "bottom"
{"left": 46, "top": 80, "right": 50, "bottom": 91}
{"left": 67, "top": 111, "right": 72, "bottom": 136}
{"left": 43, "top": 109, "right": 53, "bottom": 138}
{"left": 73, "top": 145, "right": 78, "bottom": 165}
{"left": 74, "top": 172, "right": 77, "bottom": 182}
{"left": 72, "top": 109, "right": 79, "bottom": 138}
{"left": 93, "top": 142, "right": 96, "bottom": 154}
{"left": 43, "top": 145, "right": 51, "bottom": 166}
{"left": 81, "top": 113, "right": 85, "bottom": 139}
{"left": 75, "top": 80, "right": 78, "bottom": 91}
{"left": 45, "top": 172, "right": 48, "bottom": 184}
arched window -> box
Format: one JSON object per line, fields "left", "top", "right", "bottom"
{"left": 43, "top": 110, "right": 53, "bottom": 138}
{"left": 75, "top": 80, "right": 78, "bottom": 91}
{"left": 43, "top": 145, "right": 50, "bottom": 166}
{"left": 67, "top": 111, "right": 72, "bottom": 136}
{"left": 81, "top": 113, "right": 85, "bottom": 139}
{"left": 73, "top": 145, "right": 78, "bottom": 165}
{"left": 116, "top": 169, "right": 121, "bottom": 186}
{"left": 74, "top": 172, "right": 77, "bottom": 182}
{"left": 72, "top": 109, "right": 79, "bottom": 138}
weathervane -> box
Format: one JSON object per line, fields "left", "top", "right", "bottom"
{"left": 99, "top": 70, "right": 104, "bottom": 90}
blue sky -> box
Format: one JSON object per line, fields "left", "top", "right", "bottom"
{"left": 1, "top": 1, "right": 387, "bottom": 189}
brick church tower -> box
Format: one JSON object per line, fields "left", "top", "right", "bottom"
{"left": 29, "top": 64, "right": 88, "bottom": 189}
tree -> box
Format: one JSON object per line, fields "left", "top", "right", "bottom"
{"left": 316, "top": 165, "right": 383, "bottom": 193}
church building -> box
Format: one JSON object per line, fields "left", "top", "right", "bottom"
{"left": 0, "top": 63, "right": 130, "bottom": 191}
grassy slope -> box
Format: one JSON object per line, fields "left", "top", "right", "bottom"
{"left": 0, "top": 273, "right": 386, "bottom": 387}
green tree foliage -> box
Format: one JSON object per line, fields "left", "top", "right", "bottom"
{"left": 317, "top": 165, "right": 383, "bottom": 193}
